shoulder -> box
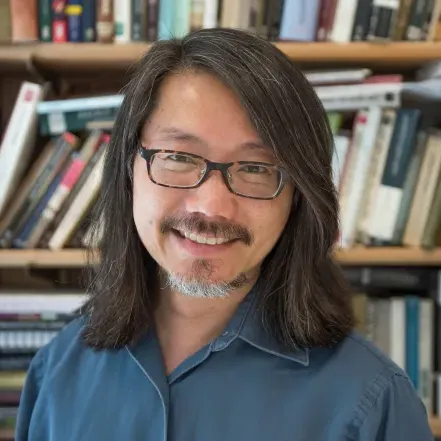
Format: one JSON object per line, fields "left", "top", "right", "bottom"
{"left": 310, "top": 331, "right": 432, "bottom": 440}
{"left": 30, "top": 316, "right": 96, "bottom": 377}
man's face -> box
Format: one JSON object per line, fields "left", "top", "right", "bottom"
{"left": 133, "top": 71, "right": 293, "bottom": 297}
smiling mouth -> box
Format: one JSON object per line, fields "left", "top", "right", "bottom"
{"left": 173, "top": 229, "right": 236, "bottom": 245}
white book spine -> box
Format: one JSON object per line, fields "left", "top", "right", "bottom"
{"left": 340, "top": 107, "right": 382, "bottom": 247}
{"left": 0, "top": 82, "right": 43, "bottom": 217}
{"left": 358, "top": 109, "right": 396, "bottom": 239}
{"left": 114, "top": 0, "right": 132, "bottom": 43}
{"left": 203, "top": 0, "right": 219, "bottom": 27}
{"left": 389, "top": 297, "right": 406, "bottom": 370}
{"left": 329, "top": 0, "right": 358, "bottom": 42}
{"left": 332, "top": 135, "right": 350, "bottom": 189}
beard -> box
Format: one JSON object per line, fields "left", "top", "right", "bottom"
{"left": 162, "top": 259, "right": 250, "bottom": 299}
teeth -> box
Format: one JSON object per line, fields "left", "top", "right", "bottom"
{"left": 181, "top": 231, "right": 230, "bottom": 245}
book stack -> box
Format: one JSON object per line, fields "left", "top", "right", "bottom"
{"left": 0, "top": 290, "right": 86, "bottom": 430}
{"left": 0, "top": 86, "right": 112, "bottom": 250}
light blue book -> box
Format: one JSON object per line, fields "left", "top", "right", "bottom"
{"left": 158, "top": 0, "right": 175, "bottom": 40}
{"left": 174, "top": 0, "right": 191, "bottom": 38}
{"left": 279, "top": 0, "right": 321, "bottom": 41}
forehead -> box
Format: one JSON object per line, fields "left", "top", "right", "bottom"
{"left": 140, "top": 71, "right": 270, "bottom": 156}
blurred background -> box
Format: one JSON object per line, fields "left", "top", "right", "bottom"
{"left": 1, "top": 0, "right": 441, "bottom": 438}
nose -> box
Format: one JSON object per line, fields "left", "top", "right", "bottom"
{"left": 184, "top": 170, "right": 238, "bottom": 220}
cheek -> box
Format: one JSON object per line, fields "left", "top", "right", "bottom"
{"left": 252, "top": 189, "right": 293, "bottom": 245}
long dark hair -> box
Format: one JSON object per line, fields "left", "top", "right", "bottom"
{"left": 82, "top": 28, "right": 354, "bottom": 350}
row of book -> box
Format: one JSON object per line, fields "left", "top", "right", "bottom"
{"left": 1, "top": 0, "right": 441, "bottom": 44}
{"left": 353, "top": 293, "right": 434, "bottom": 414}
{"left": 332, "top": 106, "right": 441, "bottom": 250}
{"left": 0, "top": 129, "right": 107, "bottom": 250}
{"left": 346, "top": 266, "right": 441, "bottom": 418}
{"left": 0, "top": 290, "right": 85, "bottom": 433}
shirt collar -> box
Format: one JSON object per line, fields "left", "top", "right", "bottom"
{"left": 219, "top": 283, "right": 310, "bottom": 366}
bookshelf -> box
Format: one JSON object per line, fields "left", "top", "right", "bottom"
{"left": 1, "top": 247, "right": 441, "bottom": 268}
{"left": 1, "top": 42, "right": 441, "bottom": 74}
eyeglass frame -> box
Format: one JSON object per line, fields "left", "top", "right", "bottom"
{"left": 137, "top": 145, "right": 289, "bottom": 200}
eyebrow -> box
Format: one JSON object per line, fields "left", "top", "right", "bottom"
{"left": 154, "top": 127, "right": 270, "bottom": 152}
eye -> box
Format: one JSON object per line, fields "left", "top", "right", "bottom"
{"left": 239, "top": 164, "right": 271, "bottom": 174}
{"left": 165, "top": 154, "right": 196, "bottom": 164}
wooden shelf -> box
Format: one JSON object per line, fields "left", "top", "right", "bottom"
{"left": 0, "top": 45, "right": 35, "bottom": 73}
{"left": 336, "top": 246, "right": 441, "bottom": 266}
{"left": 0, "top": 428, "right": 14, "bottom": 440}
{"left": 1, "top": 42, "right": 441, "bottom": 74}
{"left": 0, "top": 249, "right": 91, "bottom": 268}
{"left": 0, "top": 247, "right": 441, "bottom": 268}
{"left": 431, "top": 418, "right": 441, "bottom": 437}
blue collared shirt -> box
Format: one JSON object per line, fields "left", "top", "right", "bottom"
{"left": 16, "top": 290, "right": 434, "bottom": 441}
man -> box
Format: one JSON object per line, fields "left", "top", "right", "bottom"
{"left": 16, "top": 28, "right": 433, "bottom": 440}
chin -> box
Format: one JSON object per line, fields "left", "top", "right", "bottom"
{"left": 161, "top": 259, "right": 251, "bottom": 298}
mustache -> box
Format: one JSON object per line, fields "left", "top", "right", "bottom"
{"left": 160, "top": 215, "right": 253, "bottom": 246}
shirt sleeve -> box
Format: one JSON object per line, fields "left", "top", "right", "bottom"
{"left": 15, "top": 348, "right": 46, "bottom": 441}
{"left": 356, "top": 372, "right": 434, "bottom": 441}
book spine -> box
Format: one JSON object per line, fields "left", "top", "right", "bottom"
{"left": 268, "top": 0, "right": 285, "bottom": 41}
{"left": 392, "top": 0, "right": 414, "bottom": 40}
{"left": 405, "top": 296, "right": 420, "bottom": 390}
{"left": 10, "top": 0, "right": 38, "bottom": 42}
{"left": 351, "top": 0, "right": 373, "bottom": 41}
{"left": 367, "top": 109, "right": 421, "bottom": 242}
{"left": 405, "top": 0, "right": 430, "bottom": 40}
{"left": 427, "top": 0, "right": 441, "bottom": 41}
{"left": 418, "top": 299, "right": 434, "bottom": 414}
{"left": 403, "top": 132, "right": 441, "bottom": 246}
{"left": 39, "top": 107, "right": 119, "bottom": 136}
{"left": 174, "top": 0, "right": 191, "bottom": 37}
{"left": 391, "top": 131, "right": 428, "bottom": 244}
{"left": 0, "top": 82, "right": 43, "bottom": 218}
{"left": 203, "top": 0, "right": 219, "bottom": 28}
{"left": 190, "top": 0, "right": 204, "bottom": 31}
{"left": 367, "top": 0, "right": 399, "bottom": 40}
{"left": 66, "top": 0, "right": 83, "bottom": 42}
{"left": 357, "top": 109, "right": 396, "bottom": 243}
{"left": 279, "top": 0, "right": 321, "bottom": 41}
{"left": 96, "top": 0, "right": 114, "bottom": 42}
{"left": 38, "top": 0, "right": 52, "bottom": 41}
{"left": 52, "top": 0, "right": 68, "bottom": 43}
{"left": 82, "top": 0, "right": 96, "bottom": 41}
{"left": 131, "top": 0, "right": 147, "bottom": 41}
{"left": 49, "top": 153, "right": 106, "bottom": 250}
{"left": 422, "top": 0, "right": 435, "bottom": 39}
{"left": 316, "top": 0, "right": 334, "bottom": 40}
{"left": 147, "top": 0, "right": 158, "bottom": 40}
{"left": 340, "top": 107, "right": 382, "bottom": 247}
{"left": 329, "top": 0, "right": 359, "bottom": 42}
{"left": 114, "top": 0, "right": 132, "bottom": 43}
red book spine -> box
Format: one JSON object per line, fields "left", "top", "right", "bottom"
{"left": 52, "top": 0, "right": 68, "bottom": 42}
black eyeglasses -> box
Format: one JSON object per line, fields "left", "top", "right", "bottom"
{"left": 138, "top": 147, "right": 288, "bottom": 200}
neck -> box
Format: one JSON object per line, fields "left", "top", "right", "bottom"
{"left": 154, "top": 278, "right": 256, "bottom": 375}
